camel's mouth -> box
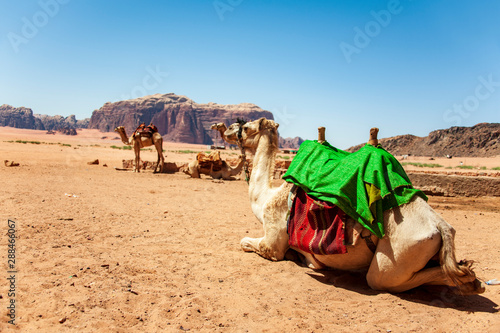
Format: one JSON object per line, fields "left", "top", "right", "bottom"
{"left": 223, "top": 123, "right": 241, "bottom": 145}
{"left": 224, "top": 133, "right": 239, "bottom": 144}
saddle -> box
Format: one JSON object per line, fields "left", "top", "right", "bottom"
{"left": 133, "top": 123, "right": 158, "bottom": 138}
{"left": 197, "top": 151, "right": 224, "bottom": 172}
{"left": 287, "top": 186, "right": 378, "bottom": 255}
{"left": 287, "top": 186, "right": 348, "bottom": 255}
{"left": 283, "top": 140, "right": 427, "bottom": 239}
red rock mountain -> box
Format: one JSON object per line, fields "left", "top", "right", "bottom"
{"left": 1, "top": 104, "right": 44, "bottom": 129}
{"left": 0, "top": 104, "right": 88, "bottom": 131}
{"left": 279, "top": 136, "right": 304, "bottom": 149}
{"left": 347, "top": 123, "right": 500, "bottom": 157}
{"left": 88, "top": 93, "right": 275, "bottom": 145}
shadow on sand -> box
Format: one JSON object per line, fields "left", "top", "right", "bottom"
{"left": 285, "top": 252, "right": 498, "bottom": 314}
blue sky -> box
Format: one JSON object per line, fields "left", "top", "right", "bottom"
{"left": 1, "top": 0, "right": 499, "bottom": 148}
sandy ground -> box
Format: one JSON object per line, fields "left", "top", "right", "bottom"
{"left": 1, "top": 128, "right": 499, "bottom": 332}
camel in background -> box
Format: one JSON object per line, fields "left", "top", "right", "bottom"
{"left": 182, "top": 150, "right": 245, "bottom": 180}
{"left": 114, "top": 126, "right": 164, "bottom": 173}
{"left": 221, "top": 117, "right": 484, "bottom": 294}
{"left": 211, "top": 121, "right": 245, "bottom": 145}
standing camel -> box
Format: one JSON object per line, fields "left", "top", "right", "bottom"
{"left": 221, "top": 118, "right": 484, "bottom": 294}
{"left": 114, "top": 126, "right": 164, "bottom": 173}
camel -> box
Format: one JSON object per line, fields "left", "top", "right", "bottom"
{"left": 211, "top": 120, "right": 246, "bottom": 145}
{"left": 182, "top": 151, "right": 246, "bottom": 180}
{"left": 211, "top": 122, "right": 228, "bottom": 141}
{"left": 211, "top": 121, "right": 251, "bottom": 181}
{"left": 114, "top": 126, "right": 164, "bottom": 173}
{"left": 222, "top": 118, "right": 485, "bottom": 294}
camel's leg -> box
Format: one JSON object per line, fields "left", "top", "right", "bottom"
{"left": 159, "top": 147, "right": 164, "bottom": 173}
{"left": 189, "top": 161, "right": 200, "bottom": 178}
{"left": 134, "top": 143, "right": 141, "bottom": 173}
{"left": 153, "top": 146, "right": 159, "bottom": 173}
{"left": 240, "top": 236, "right": 262, "bottom": 253}
{"left": 154, "top": 139, "right": 164, "bottom": 173}
{"left": 367, "top": 238, "right": 479, "bottom": 293}
{"left": 241, "top": 184, "right": 291, "bottom": 261}
{"left": 366, "top": 236, "right": 449, "bottom": 293}
{"left": 240, "top": 226, "right": 289, "bottom": 262}
{"left": 366, "top": 198, "right": 480, "bottom": 293}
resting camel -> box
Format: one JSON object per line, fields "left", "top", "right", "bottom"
{"left": 222, "top": 118, "right": 484, "bottom": 294}
{"left": 182, "top": 151, "right": 246, "bottom": 180}
{"left": 114, "top": 126, "right": 164, "bottom": 173}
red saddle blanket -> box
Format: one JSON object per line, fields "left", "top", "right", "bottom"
{"left": 133, "top": 123, "right": 158, "bottom": 137}
{"left": 288, "top": 187, "right": 348, "bottom": 255}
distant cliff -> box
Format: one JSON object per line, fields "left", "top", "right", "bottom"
{"left": 347, "top": 123, "right": 500, "bottom": 157}
{"left": 35, "top": 114, "right": 89, "bottom": 130}
{"left": 279, "top": 136, "right": 304, "bottom": 149}
{"left": 88, "top": 93, "right": 275, "bottom": 145}
{"left": 0, "top": 104, "right": 44, "bottom": 129}
{"left": 0, "top": 104, "right": 89, "bottom": 131}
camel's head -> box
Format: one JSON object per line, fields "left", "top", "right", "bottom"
{"left": 114, "top": 126, "right": 124, "bottom": 132}
{"left": 225, "top": 117, "right": 279, "bottom": 149}
{"left": 223, "top": 122, "right": 242, "bottom": 145}
{"left": 210, "top": 122, "right": 226, "bottom": 131}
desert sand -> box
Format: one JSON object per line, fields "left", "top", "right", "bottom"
{"left": 1, "top": 128, "right": 499, "bottom": 332}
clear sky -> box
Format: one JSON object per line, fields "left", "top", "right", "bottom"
{"left": 1, "top": 0, "right": 499, "bottom": 148}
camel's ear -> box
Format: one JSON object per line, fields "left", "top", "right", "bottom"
{"left": 257, "top": 117, "right": 266, "bottom": 129}
{"left": 258, "top": 118, "right": 279, "bottom": 131}
{"left": 259, "top": 117, "right": 276, "bottom": 130}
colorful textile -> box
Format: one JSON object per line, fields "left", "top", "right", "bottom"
{"left": 197, "top": 151, "right": 223, "bottom": 172}
{"left": 133, "top": 123, "right": 158, "bottom": 137}
{"left": 288, "top": 187, "right": 347, "bottom": 255}
{"left": 283, "top": 141, "right": 427, "bottom": 238}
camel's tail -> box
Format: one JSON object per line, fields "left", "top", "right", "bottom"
{"left": 437, "top": 221, "right": 482, "bottom": 293}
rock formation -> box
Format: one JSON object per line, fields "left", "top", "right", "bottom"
{"left": 35, "top": 114, "right": 89, "bottom": 130}
{"left": 59, "top": 128, "right": 77, "bottom": 135}
{"left": 279, "top": 136, "right": 304, "bottom": 149}
{"left": 0, "top": 104, "right": 89, "bottom": 131}
{"left": 0, "top": 104, "right": 44, "bottom": 129}
{"left": 347, "top": 123, "right": 500, "bottom": 157}
{"left": 88, "top": 93, "right": 275, "bottom": 145}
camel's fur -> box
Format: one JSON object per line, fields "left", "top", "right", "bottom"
{"left": 114, "top": 126, "right": 164, "bottom": 173}
{"left": 222, "top": 118, "right": 484, "bottom": 294}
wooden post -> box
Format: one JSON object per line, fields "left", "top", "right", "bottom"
{"left": 318, "top": 127, "right": 326, "bottom": 144}
{"left": 368, "top": 127, "right": 379, "bottom": 146}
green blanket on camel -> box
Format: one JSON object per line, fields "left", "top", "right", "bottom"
{"left": 282, "top": 141, "right": 427, "bottom": 238}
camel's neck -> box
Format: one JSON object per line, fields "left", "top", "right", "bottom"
{"left": 231, "top": 155, "right": 246, "bottom": 174}
{"left": 248, "top": 131, "right": 276, "bottom": 197}
{"left": 217, "top": 126, "right": 227, "bottom": 142}
{"left": 118, "top": 130, "right": 132, "bottom": 145}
